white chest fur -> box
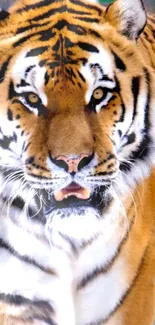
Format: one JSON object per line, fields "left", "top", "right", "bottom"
{"left": 0, "top": 198, "right": 132, "bottom": 325}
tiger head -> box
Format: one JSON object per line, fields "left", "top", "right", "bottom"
{"left": 0, "top": 0, "right": 154, "bottom": 237}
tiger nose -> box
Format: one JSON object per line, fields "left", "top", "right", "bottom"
{"left": 50, "top": 153, "right": 94, "bottom": 173}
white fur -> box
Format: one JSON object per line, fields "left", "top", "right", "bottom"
{"left": 80, "top": 45, "right": 115, "bottom": 105}
{"left": 0, "top": 187, "right": 129, "bottom": 325}
{"left": 115, "top": 0, "right": 146, "bottom": 39}
{"left": 12, "top": 50, "right": 47, "bottom": 107}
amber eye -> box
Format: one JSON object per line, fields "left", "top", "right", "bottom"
{"left": 26, "top": 93, "right": 40, "bottom": 105}
{"left": 93, "top": 88, "right": 104, "bottom": 100}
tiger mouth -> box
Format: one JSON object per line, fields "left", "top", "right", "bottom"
{"left": 54, "top": 182, "right": 91, "bottom": 201}
{"left": 43, "top": 182, "right": 111, "bottom": 215}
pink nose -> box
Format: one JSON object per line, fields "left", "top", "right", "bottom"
{"left": 51, "top": 153, "right": 94, "bottom": 173}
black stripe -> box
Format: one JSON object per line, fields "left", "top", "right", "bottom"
{"left": 8, "top": 81, "right": 17, "bottom": 100}
{"left": 86, "top": 247, "right": 147, "bottom": 325}
{"left": 26, "top": 46, "right": 48, "bottom": 57}
{"left": 11, "top": 197, "right": 26, "bottom": 210}
{"left": 16, "top": 0, "right": 61, "bottom": 12}
{"left": 16, "top": 21, "right": 49, "bottom": 34}
{"left": 79, "top": 57, "right": 88, "bottom": 65}
{"left": 88, "top": 29, "right": 101, "bottom": 39}
{"left": 114, "top": 76, "right": 126, "bottom": 123}
{"left": 0, "top": 294, "right": 55, "bottom": 325}
{"left": 64, "top": 36, "right": 75, "bottom": 49}
{"left": 0, "top": 238, "right": 56, "bottom": 276}
{"left": 117, "top": 129, "right": 122, "bottom": 138}
{"left": 7, "top": 109, "right": 13, "bottom": 121}
{"left": 97, "top": 154, "right": 116, "bottom": 167}
{"left": 96, "top": 171, "right": 114, "bottom": 176}
{"left": 27, "top": 173, "right": 53, "bottom": 182}
{"left": 16, "top": 79, "right": 30, "bottom": 88}
{"left": 23, "top": 141, "right": 31, "bottom": 152}
{"left": 39, "top": 29, "right": 56, "bottom": 42}
{"left": 28, "top": 5, "right": 91, "bottom": 23}
{"left": 120, "top": 68, "right": 151, "bottom": 172}
{"left": 52, "top": 19, "right": 72, "bottom": 31}
{"left": 45, "top": 72, "right": 50, "bottom": 85}
{"left": 13, "top": 35, "right": 32, "bottom": 47}
{"left": 77, "top": 213, "right": 135, "bottom": 289}
{"left": 119, "top": 102, "right": 126, "bottom": 122}
{"left": 28, "top": 6, "right": 65, "bottom": 22}
{"left": 131, "top": 76, "right": 141, "bottom": 121}
{"left": 70, "top": 0, "right": 102, "bottom": 15}
{"left": 122, "top": 132, "right": 136, "bottom": 146}
{"left": 77, "top": 42, "right": 99, "bottom": 53}
{"left": 132, "top": 68, "right": 150, "bottom": 156}
{"left": 52, "top": 20, "right": 86, "bottom": 36}
{"left": 65, "top": 67, "right": 75, "bottom": 78}
{"left": 99, "top": 75, "right": 114, "bottom": 82}
{"left": 13, "top": 29, "right": 56, "bottom": 47}
{"left": 47, "top": 62, "right": 60, "bottom": 70}
{"left": 39, "top": 59, "right": 47, "bottom": 67}
{"left": 66, "top": 8, "right": 92, "bottom": 16}
{"left": 135, "top": 68, "right": 150, "bottom": 143}
{"left": 17, "top": 0, "right": 96, "bottom": 17}
{"left": 112, "top": 51, "right": 126, "bottom": 71}
{"left": 78, "top": 71, "right": 86, "bottom": 82}
{"left": 74, "top": 16, "right": 99, "bottom": 23}
{"left": 59, "top": 233, "right": 78, "bottom": 254}
{"left": 68, "top": 24, "right": 86, "bottom": 35}
{"left": 0, "top": 294, "right": 53, "bottom": 309}
{"left": 25, "top": 65, "right": 36, "bottom": 78}
{"left": 0, "top": 56, "right": 12, "bottom": 83}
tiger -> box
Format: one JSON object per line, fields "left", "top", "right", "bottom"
{"left": 0, "top": 0, "right": 155, "bottom": 324}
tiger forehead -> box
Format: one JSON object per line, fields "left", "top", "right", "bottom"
{"left": 7, "top": 0, "right": 104, "bottom": 48}
{"left": 22, "top": 30, "right": 101, "bottom": 78}
{"left": 10, "top": 0, "right": 104, "bottom": 26}
{"left": 5, "top": 0, "right": 141, "bottom": 88}
{"left": 11, "top": 43, "right": 114, "bottom": 96}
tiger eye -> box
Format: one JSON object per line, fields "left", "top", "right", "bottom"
{"left": 27, "top": 93, "right": 40, "bottom": 104}
{"left": 93, "top": 88, "right": 104, "bottom": 100}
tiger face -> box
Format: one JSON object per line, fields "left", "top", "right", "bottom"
{"left": 0, "top": 0, "right": 154, "bottom": 234}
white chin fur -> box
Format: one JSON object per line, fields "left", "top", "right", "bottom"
{"left": 46, "top": 207, "right": 101, "bottom": 243}
{"left": 45, "top": 197, "right": 128, "bottom": 247}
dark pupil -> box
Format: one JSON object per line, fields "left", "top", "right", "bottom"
{"left": 96, "top": 90, "right": 102, "bottom": 97}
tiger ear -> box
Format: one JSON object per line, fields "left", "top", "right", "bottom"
{"left": 0, "top": 9, "right": 10, "bottom": 21}
{"left": 105, "top": 0, "right": 147, "bottom": 40}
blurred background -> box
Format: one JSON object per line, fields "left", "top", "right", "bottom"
{"left": 0, "top": 0, "right": 155, "bottom": 12}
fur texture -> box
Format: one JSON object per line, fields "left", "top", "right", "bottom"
{"left": 0, "top": 0, "right": 154, "bottom": 324}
